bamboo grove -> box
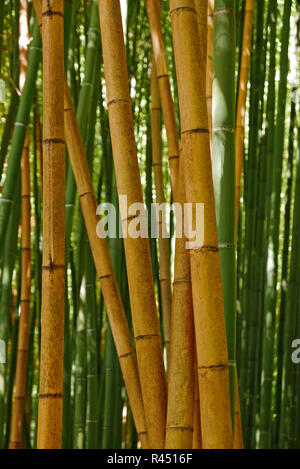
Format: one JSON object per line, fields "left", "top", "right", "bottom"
{"left": 0, "top": 0, "right": 299, "bottom": 450}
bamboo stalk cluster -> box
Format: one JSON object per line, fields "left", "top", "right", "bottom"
{"left": 0, "top": 0, "right": 299, "bottom": 450}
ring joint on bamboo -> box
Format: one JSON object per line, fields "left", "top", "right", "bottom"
{"left": 107, "top": 98, "right": 130, "bottom": 107}
{"left": 42, "top": 10, "right": 64, "bottom": 18}
{"left": 181, "top": 128, "right": 209, "bottom": 136}
{"left": 170, "top": 6, "right": 197, "bottom": 16}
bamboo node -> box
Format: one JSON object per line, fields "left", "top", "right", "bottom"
{"left": 135, "top": 334, "right": 160, "bottom": 341}
{"left": 166, "top": 425, "right": 193, "bottom": 431}
{"left": 98, "top": 273, "right": 112, "bottom": 281}
{"left": 107, "top": 98, "right": 130, "bottom": 107}
{"left": 181, "top": 128, "right": 208, "bottom": 136}
{"left": 119, "top": 351, "right": 133, "bottom": 360}
{"left": 213, "top": 125, "right": 234, "bottom": 133}
{"left": 43, "top": 138, "right": 65, "bottom": 145}
{"left": 214, "top": 8, "right": 236, "bottom": 16}
{"left": 219, "top": 243, "right": 235, "bottom": 249}
{"left": 0, "top": 197, "right": 13, "bottom": 204}
{"left": 173, "top": 279, "right": 191, "bottom": 285}
{"left": 79, "top": 190, "right": 93, "bottom": 199}
{"left": 157, "top": 74, "right": 169, "bottom": 80}
{"left": 170, "top": 6, "right": 197, "bottom": 16}
{"left": 192, "top": 245, "right": 219, "bottom": 253}
{"left": 39, "top": 393, "right": 63, "bottom": 399}
{"left": 42, "top": 10, "right": 63, "bottom": 18}
{"left": 43, "top": 263, "right": 65, "bottom": 273}
{"left": 198, "top": 364, "right": 228, "bottom": 372}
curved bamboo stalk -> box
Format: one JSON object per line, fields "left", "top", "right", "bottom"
{"left": 169, "top": 0, "right": 233, "bottom": 449}
{"left": 63, "top": 83, "right": 148, "bottom": 449}
{"left": 37, "top": 0, "right": 65, "bottom": 449}
{"left": 145, "top": 0, "right": 179, "bottom": 200}
{"left": 235, "top": 0, "right": 254, "bottom": 233}
{"left": 98, "top": 0, "right": 167, "bottom": 449}
{"left": 151, "top": 61, "right": 172, "bottom": 368}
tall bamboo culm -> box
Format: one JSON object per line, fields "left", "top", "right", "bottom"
{"left": 169, "top": 0, "right": 233, "bottom": 449}
{"left": 37, "top": 0, "right": 65, "bottom": 449}
{"left": 150, "top": 61, "right": 172, "bottom": 368}
{"left": 98, "top": 0, "right": 167, "bottom": 449}
{"left": 63, "top": 83, "right": 148, "bottom": 449}
{"left": 9, "top": 0, "right": 31, "bottom": 449}
{"left": 165, "top": 155, "right": 195, "bottom": 449}
{"left": 235, "top": 0, "right": 254, "bottom": 232}
{"left": 212, "top": 0, "right": 236, "bottom": 425}
{"left": 145, "top": 0, "right": 179, "bottom": 200}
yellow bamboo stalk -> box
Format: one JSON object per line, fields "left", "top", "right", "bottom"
{"left": 148, "top": 2, "right": 196, "bottom": 446}
{"left": 146, "top": 0, "right": 179, "bottom": 200}
{"left": 169, "top": 0, "right": 233, "bottom": 448}
{"left": 151, "top": 60, "right": 172, "bottom": 368}
{"left": 206, "top": 0, "right": 214, "bottom": 139}
{"left": 234, "top": 2, "right": 254, "bottom": 445}
{"left": 9, "top": 0, "right": 31, "bottom": 449}
{"left": 35, "top": 102, "right": 43, "bottom": 191}
{"left": 235, "top": 0, "right": 254, "bottom": 233}
{"left": 165, "top": 156, "right": 195, "bottom": 449}
{"left": 33, "top": 0, "right": 148, "bottom": 446}
{"left": 192, "top": 364, "right": 202, "bottom": 449}
{"left": 63, "top": 83, "right": 148, "bottom": 448}
{"left": 98, "top": 0, "right": 167, "bottom": 449}
{"left": 9, "top": 133, "right": 30, "bottom": 449}
{"left": 37, "top": 0, "right": 65, "bottom": 449}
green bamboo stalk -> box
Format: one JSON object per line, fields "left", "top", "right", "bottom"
{"left": 212, "top": 0, "right": 237, "bottom": 426}
{"left": 239, "top": 0, "right": 265, "bottom": 423}
{"left": 273, "top": 84, "right": 297, "bottom": 447}
{"left": 259, "top": 0, "right": 292, "bottom": 449}
{"left": 0, "top": 20, "right": 41, "bottom": 247}
{"left": 84, "top": 61, "right": 99, "bottom": 450}
{"left": 0, "top": 176, "right": 21, "bottom": 447}
{"left": 279, "top": 140, "right": 300, "bottom": 449}
{"left": 0, "top": 0, "right": 20, "bottom": 177}
{"left": 65, "top": 0, "right": 100, "bottom": 245}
